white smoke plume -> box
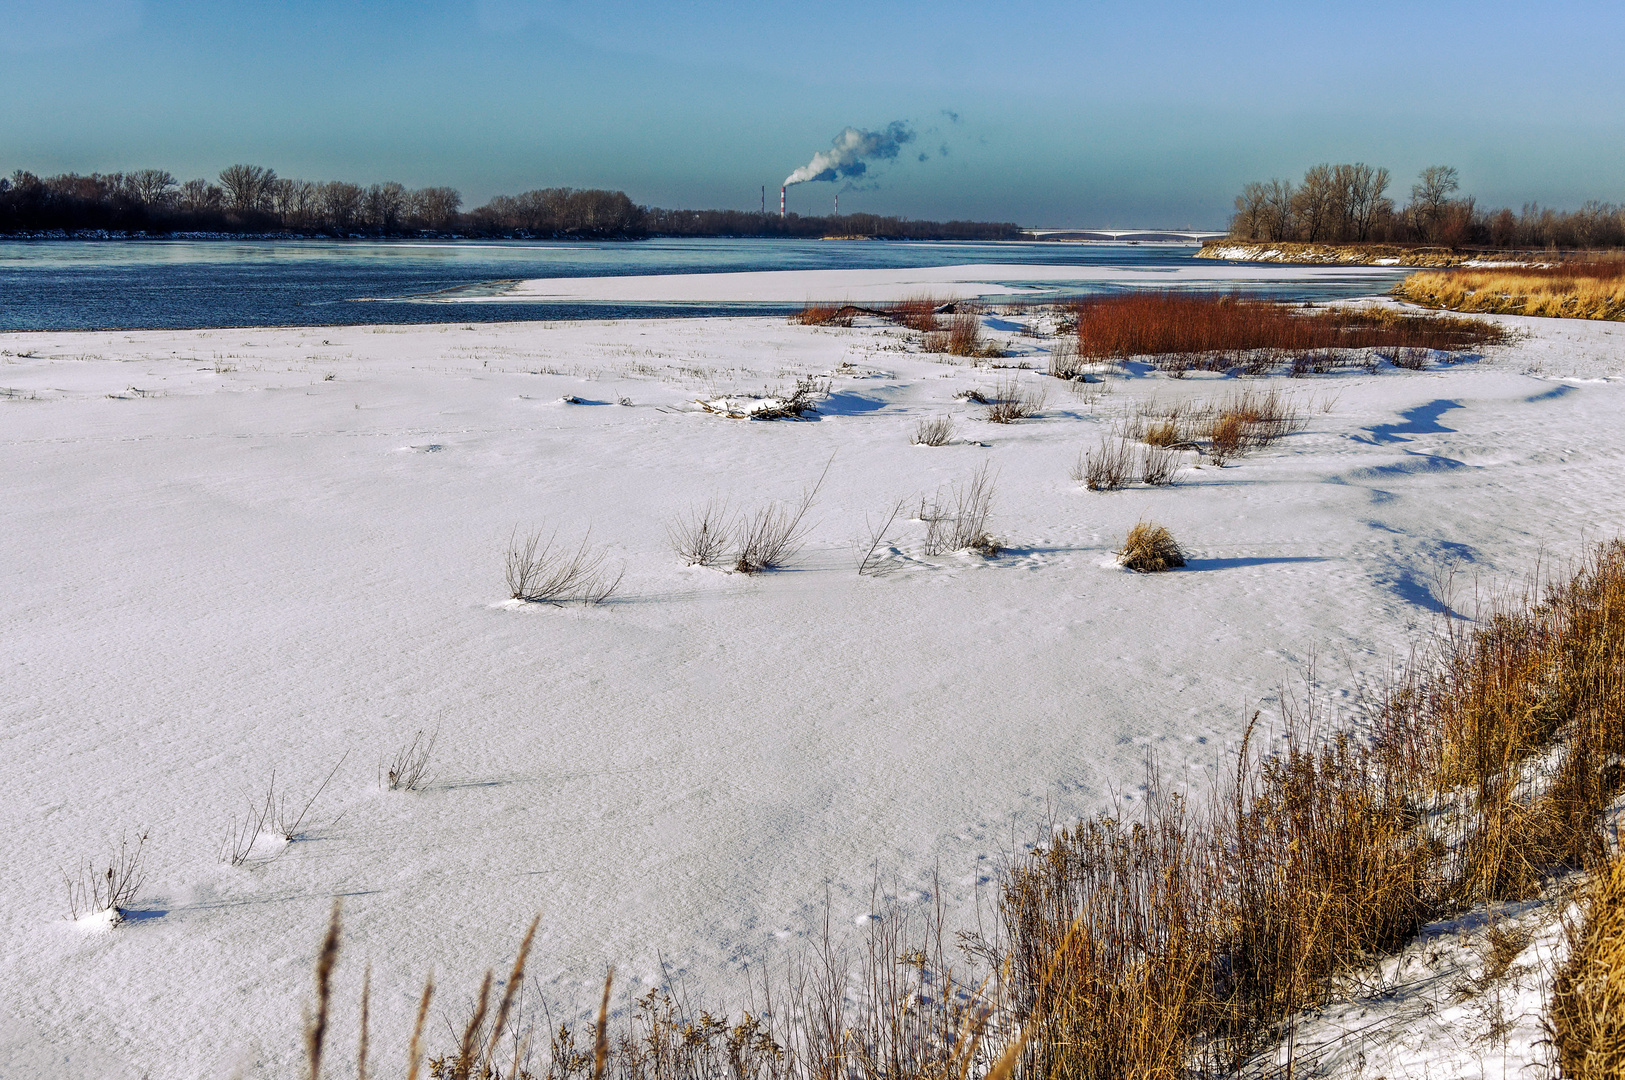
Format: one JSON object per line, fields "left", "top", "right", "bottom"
{"left": 783, "top": 122, "right": 917, "bottom": 187}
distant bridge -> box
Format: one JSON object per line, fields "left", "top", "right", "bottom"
{"left": 1022, "top": 228, "right": 1227, "bottom": 242}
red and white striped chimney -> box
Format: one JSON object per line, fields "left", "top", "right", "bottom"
{"left": 780, "top": 186, "right": 785, "bottom": 218}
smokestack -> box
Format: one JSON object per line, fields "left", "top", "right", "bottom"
{"left": 834, "top": 194, "right": 838, "bottom": 216}
{"left": 780, "top": 186, "right": 785, "bottom": 218}
{"left": 761, "top": 186, "right": 765, "bottom": 215}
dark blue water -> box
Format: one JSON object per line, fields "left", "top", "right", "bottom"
{"left": 0, "top": 238, "right": 1404, "bottom": 331}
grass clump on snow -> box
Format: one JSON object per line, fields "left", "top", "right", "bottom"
{"left": 65, "top": 830, "right": 150, "bottom": 927}
{"left": 1117, "top": 521, "right": 1184, "bottom": 572}
{"left": 909, "top": 414, "right": 956, "bottom": 446}
{"left": 923, "top": 312, "right": 1005, "bottom": 359}
{"left": 506, "top": 528, "right": 623, "bottom": 604}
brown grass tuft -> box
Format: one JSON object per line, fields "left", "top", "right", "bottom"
{"left": 1117, "top": 521, "right": 1185, "bottom": 571}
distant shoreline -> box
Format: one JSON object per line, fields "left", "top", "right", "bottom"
{"left": 1197, "top": 239, "right": 1546, "bottom": 267}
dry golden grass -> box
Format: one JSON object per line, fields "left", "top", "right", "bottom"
{"left": 1142, "top": 420, "right": 1180, "bottom": 447}
{"left": 1553, "top": 850, "right": 1625, "bottom": 1078}
{"left": 1396, "top": 260, "right": 1625, "bottom": 321}
{"left": 1117, "top": 521, "right": 1184, "bottom": 572}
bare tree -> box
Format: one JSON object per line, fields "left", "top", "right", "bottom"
{"left": 1410, "top": 165, "right": 1459, "bottom": 241}
{"left": 1292, "top": 164, "right": 1339, "bottom": 243}
{"left": 1262, "top": 178, "right": 1295, "bottom": 240}
{"left": 178, "top": 178, "right": 222, "bottom": 211}
{"left": 1231, "top": 181, "right": 1271, "bottom": 240}
{"left": 127, "top": 168, "right": 177, "bottom": 206}
{"left": 1347, "top": 164, "right": 1391, "bottom": 241}
{"left": 318, "top": 181, "right": 364, "bottom": 231}
{"left": 409, "top": 186, "right": 462, "bottom": 230}
{"left": 362, "top": 182, "right": 407, "bottom": 231}
{"left": 218, "top": 164, "right": 277, "bottom": 212}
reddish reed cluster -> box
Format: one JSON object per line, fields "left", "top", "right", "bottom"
{"left": 1069, "top": 291, "right": 1505, "bottom": 373}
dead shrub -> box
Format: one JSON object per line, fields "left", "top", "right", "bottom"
{"left": 985, "top": 375, "right": 1046, "bottom": 423}
{"left": 1117, "top": 521, "right": 1184, "bottom": 572}
{"left": 734, "top": 456, "right": 831, "bottom": 573}
{"left": 921, "top": 463, "right": 999, "bottom": 556}
{"left": 790, "top": 303, "right": 852, "bottom": 327}
{"left": 1048, "top": 336, "right": 1084, "bottom": 380}
{"left": 65, "top": 830, "right": 150, "bottom": 925}
{"left": 909, "top": 414, "right": 957, "bottom": 446}
{"left": 699, "top": 376, "right": 830, "bottom": 420}
{"left": 1140, "top": 443, "right": 1180, "bottom": 486}
{"left": 506, "top": 528, "right": 624, "bottom": 604}
{"left": 1073, "top": 436, "right": 1135, "bottom": 491}
{"left": 385, "top": 728, "right": 438, "bottom": 792}
{"left": 1201, "top": 388, "right": 1305, "bottom": 464}
{"left": 885, "top": 294, "right": 946, "bottom": 332}
{"left": 1206, "top": 413, "right": 1247, "bottom": 465}
{"left": 856, "top": 497, "right": 908, "bottom": 577}
{"left": 666, "top": 498, "right": 731, "bottom": 566}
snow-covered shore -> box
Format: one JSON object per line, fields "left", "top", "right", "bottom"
{"left": 3, "top": 292, "right": 1623, "bottom": 1077}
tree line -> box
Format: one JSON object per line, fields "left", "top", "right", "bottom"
{"left": 1229, "top": 163, "right": 1625, "bottom": 250}
{"left": 0, "top": 164, "right": 1022, "bottom": 241}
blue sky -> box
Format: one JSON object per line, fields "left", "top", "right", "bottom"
{"left": 3, "top": 0, "right": 1622, "bottom": 227}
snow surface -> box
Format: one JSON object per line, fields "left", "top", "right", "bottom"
{"left": 431, "top": 261, "right": 1402, "bottom": 304}
{"left": 3, "top": 295, "right": 1624, "bottom": 1078}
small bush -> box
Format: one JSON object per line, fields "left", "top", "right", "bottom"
{"left": 1118, "top": 521, "right": 1184, "bottom": 572}
{"left": 506, "top": 528, "right": 624, "bottom": 604}
{"left": 985, "top": 375, "right": 1046, "bottom": 423}
{"left": 1207, "top": 413, "right": 1247, "bottom": 465}
{"left": 909, "top": 414, "right": 957, "bottom": 446}
{"left": 734, "top": 456, "right": 831, "bottom": 573}
{"left": 65, "top": 830, "right": 150, "bottom": 925}
{"left": 1073, "top": 437, "right": 1135, "bottom": 491}
{"left": 667, "top": 498, "right": 731, "bottom": 566}
{"left": 922, "top": 463, "right": 999, "bottom": 556}
{"left": 385, "top": 728, "right": 438, "bottom": 792}
{"left": 791, "top": 303, "right": 852, "bottom": 327}
{"left": 885, "top": 294, "right": 945, "bottom": 332}
{"left": 1140, "top": 443, "right": 1180, "bottom": 486}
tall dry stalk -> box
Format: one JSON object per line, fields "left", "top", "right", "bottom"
{"left": 306, "top": 901, "right": 342, "bottom": 1080}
